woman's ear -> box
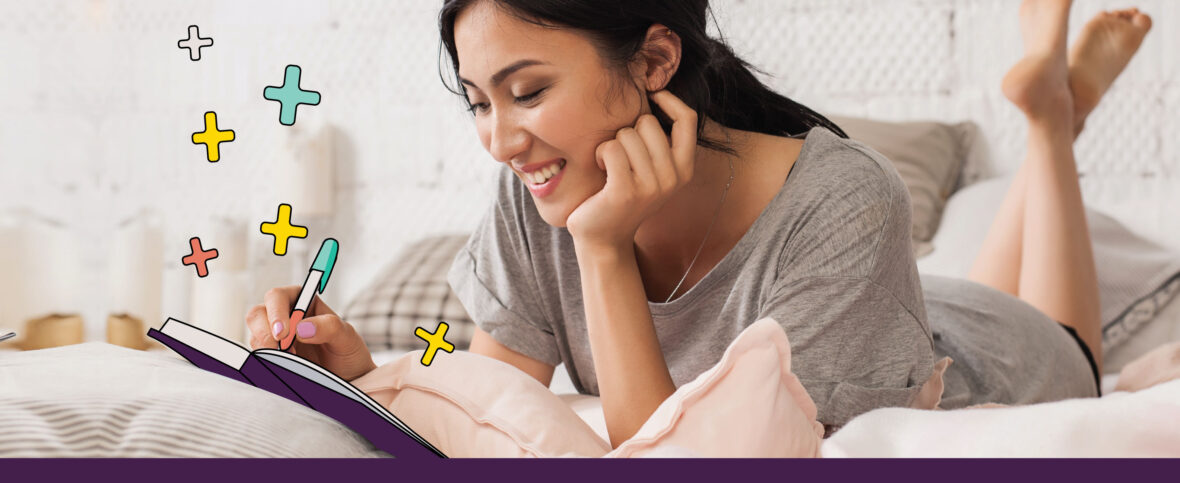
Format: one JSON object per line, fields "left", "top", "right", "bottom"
{"left": 638, "top": 24, "right": 681, "bottom": 92}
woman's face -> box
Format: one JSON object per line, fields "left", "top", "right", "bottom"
{"left": 454, "top": 1, "right": 646, "bottom": 227}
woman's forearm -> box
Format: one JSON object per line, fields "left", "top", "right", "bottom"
{"left": 575, "top": 241, "right": 677, "bottom": 449}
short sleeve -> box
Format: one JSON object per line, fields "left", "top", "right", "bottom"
{"left": 761, "top": 277, "right": 934, "bottom": 433}
{"left": 446, "top": 168, "right": 562, "bottom": 366}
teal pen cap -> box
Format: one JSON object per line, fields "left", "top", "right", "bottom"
{"left": 311, "top": 238, "right": 339, "bottom": 292}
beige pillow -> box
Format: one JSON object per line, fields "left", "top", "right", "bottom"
{"left": 827, "top": 116, "right": 981, "bottom": 257}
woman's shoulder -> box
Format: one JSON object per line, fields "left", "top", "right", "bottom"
{"left": 791, "top": 126, "right": 910, "bottom": 202}
{"left": 765, "top": 127, "right": 916, "bottom": 280}
{"left": 773, "top": 127, "right": 912, "bottom": 238}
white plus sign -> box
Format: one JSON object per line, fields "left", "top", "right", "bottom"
{"left": 178, "top": 25, "right": 214, "bottom": 61}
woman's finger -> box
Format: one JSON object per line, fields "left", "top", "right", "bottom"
{"left": 648, "top": 90, "right": 698, "bottom": 177}
{"left": 264, "top": 286, "right": 300, "bottom": 341}
{"left": 615, "top": 127, "right": 658, "bottom": 193}
{"left": 595, "top": 139, "right": 635, "bottom": 195}
{"left": 635, "top": 114, "right": 678, "bottom": 189}
{"left": 296, "top": 314, "right": 369, "bottom": 362}
{"left": 291, "top": 313, "right": 342, "bottom": 344}
{"left": 246, "top": 304, "right": 278, "bottom": 350}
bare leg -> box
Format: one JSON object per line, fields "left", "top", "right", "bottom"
{"left": 969, "top": 6, "right": 1154, "bottom": 298}
{"left": 967, "top": 0, "right": 1121, "bottom": 372}
{"left": 968, "top": 0, "right": 1076, "bottom": 298}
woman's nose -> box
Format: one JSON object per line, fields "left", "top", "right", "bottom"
{"left": 487, "top": 113, "right": 529, "bottom": 163}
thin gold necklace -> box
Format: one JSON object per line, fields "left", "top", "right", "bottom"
{"left": 664, "top": 158, "right": 735, "bottom": 303}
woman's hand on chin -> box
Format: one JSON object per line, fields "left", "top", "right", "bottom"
{"left": 565, "top": 90, "right": 698, "bottom": 253}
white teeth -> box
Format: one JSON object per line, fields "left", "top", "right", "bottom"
{"left": 526, "top": 160, "right": 564, "bottom": 185}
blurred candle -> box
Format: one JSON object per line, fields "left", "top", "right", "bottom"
{"left": 25, "top": 217, "right": 80, "bottom": 317}
{"left": 0, "top": 213, "right": 25, "bottom": 329}
{"left": 190, "top": 269, "right": 248, "bottom": 344}
{"left": 280, "top": 123, "right": 335, "bottom": 217}
{"left": 161, "top": 264, "right": 193, "bottom": 326}
{"left": 0, "top": 210, "right": 80, "bottom": 328}
{"left": 210, "top": 217, "right": 247, "bottom": 271}
{"left": 108, "top": 215, "right": 164, "bottom": 328}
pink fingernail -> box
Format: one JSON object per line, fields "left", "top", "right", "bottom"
{"left": 296, "top": 321, "right": 316, "bottom": 338}
{"left": 272, "top": 322, "right": 283, "bottom": 337}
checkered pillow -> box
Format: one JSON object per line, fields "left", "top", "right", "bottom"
{"left": 343, "top": 234, "right": 474, "bottom": 351}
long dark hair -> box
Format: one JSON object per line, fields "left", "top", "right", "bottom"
{"left": 438, "top": 0, "right": 847, "bottom": 154}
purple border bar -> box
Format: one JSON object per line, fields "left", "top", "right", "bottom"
{"left": 3, "top": 459, "right": 1178, "bottom": 482}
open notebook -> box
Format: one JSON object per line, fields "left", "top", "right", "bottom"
{"left": 147, "top": 318, "right": 445, "bottom": 458}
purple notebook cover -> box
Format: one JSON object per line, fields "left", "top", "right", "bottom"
{"left": 259, "top": 358, "right": 445, "bottom": 459}
{"left": 147, "top": 326, "right": 445, "bottom": 459}
{"left": 148, "top": 328, "right": 308, "bottom": 408}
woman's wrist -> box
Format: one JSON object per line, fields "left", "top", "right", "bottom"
{"left": 571, "top": 235, "right": 635, "bottom": 264}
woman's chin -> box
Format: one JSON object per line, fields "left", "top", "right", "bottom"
{"left": 531, "top": 178, "right": 598, "bottom": 229}
{"left": 537, "top": 204, "right": 571, "bottom": 228}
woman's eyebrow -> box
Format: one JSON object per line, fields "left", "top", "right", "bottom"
{"left": 459, "top": 59, "right": 549, "bottom": 89}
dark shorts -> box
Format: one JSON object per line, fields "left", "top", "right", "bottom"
{"left": 1058, "top": 322, "right": 1102, "bottom": 396}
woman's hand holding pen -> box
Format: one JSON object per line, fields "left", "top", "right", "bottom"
{"left": 565, "top": 90, "right": 698, "bottom": 253}
{"left": 246, "top": 286, "right": 377, "bottom": 382}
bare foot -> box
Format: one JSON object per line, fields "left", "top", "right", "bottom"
{"left": 1002, "top": 0, "right": 1075, "bottom": 123}
{"left": 1068, "top": 8, "right": 1153, "bottom": 134}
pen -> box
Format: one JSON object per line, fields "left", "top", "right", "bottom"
{"left": 0, "top": 329, "right": 14, "bottom": 343}
{"left": 279, "top": 238, "right": 339, "bottom": 352}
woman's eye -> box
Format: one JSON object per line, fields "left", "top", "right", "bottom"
{"left": 514, "top": 88, "right": 546, "bottom": 105}
{"left": 468, "top": 102, "right": 490, "bottom": 114}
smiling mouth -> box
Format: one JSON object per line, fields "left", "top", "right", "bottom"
{"left": 523, "top": 159, "right": 567, "bottom": 185}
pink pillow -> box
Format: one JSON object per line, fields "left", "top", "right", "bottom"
{"left": 605, "top": 318, "right": 825, "bottom": 458}
{"left": 352, "top": 317, "right": 936, "bottom": 457}
{"left": 1115, "top": 340, "right": 1180, "bottom": 393}
{"left": 350, "top": 350, "right": 611, "bottom": 457}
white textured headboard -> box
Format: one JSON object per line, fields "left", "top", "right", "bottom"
{"left": 0, "top": 0, "right": 1175, "bottom": 338}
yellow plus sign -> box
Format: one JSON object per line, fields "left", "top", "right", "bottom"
{"left": 259, "top": 203, "right": 308, "bottom": 256}
{"left": 414, "top": 322, "right": 455, "bottom": 366}
{"left": 191, "top": 111, "right": 235, "bottom": 162}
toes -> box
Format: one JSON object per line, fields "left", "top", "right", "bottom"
{"left": 1131, "top": 13, "right": 1152, "bottom": 31}
{"left": 1105, "top": 8, "right": 1132, "bottom": 19}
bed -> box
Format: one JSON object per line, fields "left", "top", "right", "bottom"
{"left": 2, "top": 308, "right": 1176, "bottom": 458}
{"left": 364, "top": 293, "right": 1180, "bottom": 454}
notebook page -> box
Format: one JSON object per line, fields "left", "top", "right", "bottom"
{"left": 159, "top": 318, "right": 250, "bottom": 370}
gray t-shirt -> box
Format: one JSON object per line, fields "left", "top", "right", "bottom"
{"left": 447, "top": 126, "right": 1096, "bottom": 431}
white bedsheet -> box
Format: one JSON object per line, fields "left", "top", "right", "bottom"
{"left": 821, "top": 379, "right": 1180, "bottom": 457}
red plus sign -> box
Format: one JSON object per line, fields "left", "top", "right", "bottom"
{"left": 181, "top": 237, "right": 219, "bottom": 278}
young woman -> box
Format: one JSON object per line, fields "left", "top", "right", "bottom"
{"left": 248, "top": 0, "right": 1153, "bottom": 445}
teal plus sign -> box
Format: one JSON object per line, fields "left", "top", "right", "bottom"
{"left": 263, "top": 64, "right": 321, "bottom": 126}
